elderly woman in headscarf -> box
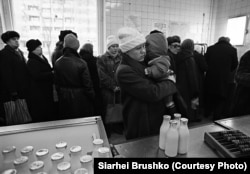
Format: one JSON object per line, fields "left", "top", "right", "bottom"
{"left": 116, "top": 27, "right": 177, "bottom": 139}
{"left": 175, "top": 39, "right": 200, "bottom": 121}
{"left": 26, "top": 39, "right": 54, "bottom": 122}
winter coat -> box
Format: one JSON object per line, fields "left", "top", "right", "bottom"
{"left": 97, "top": 51, "right": 122, "bottom": 105}
{"left": 231, "top": 50, "right": 250, "bottom": 116}
{"left": 175, "top": 50, "right": 200, "bottom": 118}
{"left": 205, "top": 40, "right": 238, "bottom": 98}
{"left": 80, "top": 52, "right": 103, "bottom": 116}
{"left": 54, "top": 48, "right": 95, "bottom": 119}
{"left": 26, "top": 52, "right": 54, "bottom": 122}
{"left": 51, "top": 41, "right": 63, "bottom": 68}
{"left": 116, "top": 53, "right": 177, "bottom": 140}
{"left": 0, "top": 45, "right": 30, "bottom": 102}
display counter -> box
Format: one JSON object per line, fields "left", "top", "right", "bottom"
{"left": 114, "top": 123, "right": 227, "bottom": 158}
{"left": 215, "top": 115, "right": 250, "bottom": 135}
{"left": 0, "top": 116, "right": 111, "bottom": 172}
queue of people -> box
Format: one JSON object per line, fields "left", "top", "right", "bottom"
{"left": 0, "top": 27, "right": 248, "bottom": 141}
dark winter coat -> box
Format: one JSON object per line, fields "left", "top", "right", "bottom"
{"left": 116, "top": 53, "right": 177, "bottom": 140}
{"left": 26, "top": 52, "right": 54, "bottom": 122}
{"left": 54, "top": 48, "right": 95, "bottom": 119}
{"left": 0, "top": 45, "right": 30, "bottom": 102}
{"left": 97, "top": 51, "right": 122, "bottom": 105}
{"left": 193, "top": 51, "right": 208, "bottom": 106}
{"left": 80, "top": 52, "right": 103, "bottom": 116}
{"left": 231, "top": 50, "right": 250, "bottom": 116}
{"left": 175, "top": 50, "right": 200, "bottom": 118}
{"left": 205, "top": 40, "right": 238, "bottom": 98}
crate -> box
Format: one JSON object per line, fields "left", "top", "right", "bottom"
{"left": 204, "top": 130, "right": 250, "bottom": 158}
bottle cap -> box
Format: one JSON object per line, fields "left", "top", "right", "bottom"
{"left": 57, "top": 161, "right": 71, "bottom": 171}
{"left": 51, "top": 152, "right": 64, "bottom": 161}
{"left": 70, "top": 145, "right": 82, "bottom": 153}
{"left": 174, "top": 113, "right": 181, "bottom": 118}
{"left": 98, "top": 147, "right": 110, "bottom": 157}
{"left": 80, "top": 155, "right": 93, "bottom": 163}
{"left": 56, "top": 141, "right": 67, "bottom": 149}
{"left": 170, "top": 120, "right": 178, "bottom": 126}
{"left": 93, "top": 138, "right": 103, "bottom": 145}
{"left": 74, "top": 168, "right": 88, "bottom": 174}
{"left": 2, "top": 169, "right": 17, "bottom": 174}
{"left": 163, "top": 115, "right": 171, "bottom": 120}
{"left": 21, "top": 146, "right": 34, "bottom": 155}
{"left": 36, "top": 149, "right": 49, "bottom": 157}
{"left": 13, "top": 156, "right": 29, "bottom": 166}
{"left": 2, "top": 146, "right": 16, "bottom": 154}
{"left": 29, "top": 161, "right": 44, "bottom": 171}
{"left": 180, "top": 118, "right": 188, "bottom": 123}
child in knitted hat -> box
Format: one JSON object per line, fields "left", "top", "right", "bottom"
{"left": 145, "top": 32, "right": 177, "bottom": 117}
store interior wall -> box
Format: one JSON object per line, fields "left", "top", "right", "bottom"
{"left": 0, "top": 0, "right": 250, "bottom": 58}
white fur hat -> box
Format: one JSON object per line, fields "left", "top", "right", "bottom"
{"left": 106, "top": 35, "right": 119, "bottom": 49}
{"left": 117, "top": 27, "right": 146, "bottom": 53}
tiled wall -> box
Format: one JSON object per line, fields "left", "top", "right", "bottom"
{"left": 105, "top": 0, "right": 213, "bottom": 46}
{"left": 212, "top": 0, "right": 250, "bottom": 58}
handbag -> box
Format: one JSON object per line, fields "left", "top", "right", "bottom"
{"left": 3, "top": 98, "right": 32, "bottom": 125}
{"left": 105, "top": 92, "right": 123, "bottom": 124}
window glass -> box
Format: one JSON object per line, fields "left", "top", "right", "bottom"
{"left": 226, "top": 16, "right": 247, "bottom": 46}
{"left": 11, "top": 0, "right": 98, "bottom": 63}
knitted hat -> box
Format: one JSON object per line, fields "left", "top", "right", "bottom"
{"left": 1, "top": 31, "right": 20, "bottom": 43}
{"left": 63, "top": 34, "right": 80, "bottom": 50}
{"left": 59, "top": 30, "right": 77, "bottom": 42}
{"left": 26, "top": 39, "right": 42, "bottom": 52}
{"left": 181, "top": 39, "right": 194, "bottom": 51}
{"left": 117, "top": 27, "right": 146, "bottom": 53}
{"left": 106, "top": 35, "right": 119, "bottom": 49}
{"left": 145, "top": 33, "right": 168, "bottom": 61}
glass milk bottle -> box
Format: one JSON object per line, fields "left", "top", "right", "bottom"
{"left": 21, "top": 146, "right": 36, "bottom": 163}
{"left": 178, "top": 118, "right": 190, "bottom": 154}
{"left": 80, "top": 155, "right": 93, "bottom": 174}
{"left": 70, "top": 146, "right": 82, "bottom": 172}
{"left": 159, "top": 115, "right": 171, "bottom": 150}
{"left": 57, "top": 161, "right": 71, "bottom": 174}
{"left": 49, "top": 152, "right": 64, "bottom": 174}
{"left": 56, "top": 141, "right": 70, "bottom": 162}
{"left": 2, "top": 146, "right": 17, "bottom": 170}
{"left": 36, "top": 149, "right": 52, "bottom": 173}
{"left": 92, "top": 139, "right": 103, "bottom": 158}
{"left": 174, "top": 113, "right": 181, "bottom": 129}
{"left": 13, "top": 156, "right": 30, "bottom": 174}
{"left": 29, "top": 161, "right": 44, "bottom": 174}
{"left": 165, "top": 120, "right": 179, "bottom": 157}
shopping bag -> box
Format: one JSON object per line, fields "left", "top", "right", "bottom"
{"left": 3, "top": 99, "right": 32, "bottom": 125}
{"left": 105, "top": 91, "right": 123, "bottom": 124}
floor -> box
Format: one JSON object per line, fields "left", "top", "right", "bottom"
{"left": 108, "top": 113, "right": 214, "bottom": 145}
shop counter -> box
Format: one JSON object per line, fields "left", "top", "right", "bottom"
{"left": 114, "top": 123, "right": 227, "bottom": 158}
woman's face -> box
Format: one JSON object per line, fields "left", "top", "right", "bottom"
{"left": 32, "top": 45, "right": 43, "bottom": 56}
{"left": 169, "top": 42, "right": 181, "bottom": 55}
{"left": 126, "top": 43, "right": 146, "bottom": 62}
{"left": 108, "top": 44, "right": 119, "bottom": 55}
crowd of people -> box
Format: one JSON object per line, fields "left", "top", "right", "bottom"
{"left": 0, "top": 27, "right": 249, "bottom": 140}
